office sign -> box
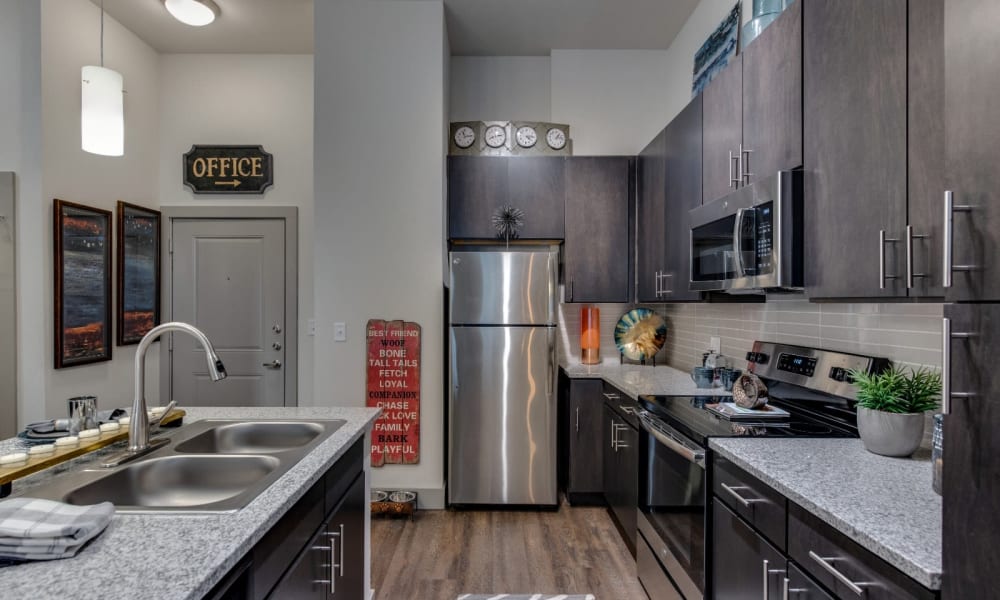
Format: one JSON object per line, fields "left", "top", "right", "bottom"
{"left": 366, "top": 319, "right": 420, "bottom": 467}
{"left": 183, "top": 145, "right": 273, "bottom": 194}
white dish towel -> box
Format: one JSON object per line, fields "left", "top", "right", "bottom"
{"left": 0, "top": 497, "right": 114, "bottom": 561}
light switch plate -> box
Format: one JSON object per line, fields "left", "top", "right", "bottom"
{"left": 709, "top": 336, "right": 721, "bottom": 354}
{"left": 334, "top": 322, "right": 347, "bottom": 342}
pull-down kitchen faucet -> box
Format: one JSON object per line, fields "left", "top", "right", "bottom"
{"left": 103, "top": 322, "right": 227, "bottom": 467}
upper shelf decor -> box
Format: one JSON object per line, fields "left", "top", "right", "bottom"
{"left": 692, "top": 2, "right": 741, "bottom": 95}
{"left": 614, "top": 308, "right": 667, "bottom": 363}
{"left": 183, "top": 145, "right": 274, "bottom": 195}
{"left": 54, "top": 200, "right": 113, "bottom": 368}
{"left": 449, "top": 121, "right": 571, "bottom": 157}
{"left": 116, "top": 201, "right": 161, "bottom": 345}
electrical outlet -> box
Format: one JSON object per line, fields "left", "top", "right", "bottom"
{"left": 334, "top": 322, "right": 347, "bottom": 342}
{"left": 307, "top": 319, "right": 316, "bottom": 336}
{"left": 709, "top": 336, "right": 721, "bottom": 354}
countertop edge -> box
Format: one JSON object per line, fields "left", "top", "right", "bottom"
{"left": 708, "top": 440, "right": 942, "bottom": 590}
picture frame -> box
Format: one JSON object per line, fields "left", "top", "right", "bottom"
{"left": 54, "top": 199, "right": 113, "bottom": 368}
{"left": 116, "top": 201, "right": 161, "bottom": 346}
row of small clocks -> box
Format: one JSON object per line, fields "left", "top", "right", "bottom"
{"left": 449, "top": 121, "right": 572, "bottom": 156}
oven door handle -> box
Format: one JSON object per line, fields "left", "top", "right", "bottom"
{"left": 638, "top": 411, "right": 706, "bottom": 469}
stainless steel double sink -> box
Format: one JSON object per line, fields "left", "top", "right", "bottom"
{"left": 26, "top": 419, "right": 346, "bottom": 513}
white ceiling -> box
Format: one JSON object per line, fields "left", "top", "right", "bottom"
{"left": 95, "top": 0, "right": 699, "bottom": 56}
{"left": 443, "top": 0, "right": 700, "bottom": 56}
{"left": 93, "top": 0, "right": 314, "bottom": 54}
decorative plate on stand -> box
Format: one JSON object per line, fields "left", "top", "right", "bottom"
{"left": 613, "top": 308, "right": 667, "bottom": 362}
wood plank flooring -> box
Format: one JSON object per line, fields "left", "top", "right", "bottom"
{"left": 371, "top": 505, "right": 648, "bottom": 600}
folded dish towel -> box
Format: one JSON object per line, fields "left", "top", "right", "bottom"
{"left": 0, "top": 498, "right": 114, "bottom": 562}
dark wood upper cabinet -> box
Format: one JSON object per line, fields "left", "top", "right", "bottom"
{"left": 944, "top": 0, "right": 1000, "bottom": 302}
{"left": 702, "top": 55, "right": 743, "bottom": 205}
{"left": 803, "top": 0, "right": 908, "bottom": 299}
{"left": 662, "top": 96, "right": 703, "bottom": 302}
{"left": 742, "top": 0, "right": 802, "bottom": 186}
{"left": 508, "top": 157, "right": 565, "bottom": 239}
{"left": 447, "top": 156, "right": 509, "bottom": 240}
{"left": 447, "top": 156, "right": 564, "bottom": 240}
{"left": 636, "top": 127, "right": 668, "bottom": 303}
{"left": 564, "top": 157, "right": 632, "bottom": 303}
{"left": 943, "top": 303, "right": 1000, "bottom": 600}
{"left": 907, "top": 0, "right": 946, "bottom": 298}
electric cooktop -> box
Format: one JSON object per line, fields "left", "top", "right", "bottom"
{"left": 637, "top": 341, "right": 891, "bottom": 446}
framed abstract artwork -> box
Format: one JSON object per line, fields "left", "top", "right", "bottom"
{"left": 54, "top": 199, "right": 112, "bottom": 368}
{"left": 116, "top": 201, "right": 161, "bottom": 345}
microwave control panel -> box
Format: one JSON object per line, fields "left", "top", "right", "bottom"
{"left": 755, "top": 204, "right": 773, "bottom": 272}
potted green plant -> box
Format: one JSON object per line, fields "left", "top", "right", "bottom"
{"left": 848, "top": 366, "right": 942, "bottom": 457}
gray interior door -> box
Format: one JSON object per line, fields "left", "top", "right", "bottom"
{"left": 170, "top": 218, "right": 286, "bottom": 407}
{"left": 0, "top": 173, "right": 14, "bottom": 437}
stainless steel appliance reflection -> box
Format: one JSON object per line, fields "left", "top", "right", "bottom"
{"left": 448, "top": 248, "right": 558, "bottom": 506}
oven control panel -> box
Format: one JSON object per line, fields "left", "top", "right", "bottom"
{"left": 777, "top": 353, "right": 817, "bottom": 377}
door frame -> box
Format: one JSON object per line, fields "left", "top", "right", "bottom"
{"left": 159, "top": 206, "right": 299, "bottom": 406}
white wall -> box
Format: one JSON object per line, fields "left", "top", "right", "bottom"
{"left": 314, "top": 1, "right": 447, "bottom": 507}
{"left": 450, "top": 56, "right": 550, "bottom": 122}
{"left": 158, "top": 54, "right": 315, "bottom": 406}
{"left": 38, "top": 0, "right": 161, "bottom": 420}
{"left": 550, "top": 49, "right": 674, "bottom": 155}
{"left": 0, "top": 0, "right": 43, "bottom": 427}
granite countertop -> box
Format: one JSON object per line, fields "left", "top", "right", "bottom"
{"left": 0, "top": 406, "right": 380, "bottom": 600}
{"left": 709, "top": 438, "right": 941, "bottom": 590}
{"left": 561, "top": 362, "right": 731, "bottom": 399}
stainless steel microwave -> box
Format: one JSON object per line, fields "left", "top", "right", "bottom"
{"left": 689, "top": 170, "right": 803, "bottom": 292}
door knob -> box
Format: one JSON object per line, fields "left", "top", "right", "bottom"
{"left": 263, "top": 360, "right": 282, "bottom": 369}
{"left": 272, "top": 324, "right": 282, "bottom": 334}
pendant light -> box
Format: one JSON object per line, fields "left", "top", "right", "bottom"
{"left": 163, "top": 0, "right": 220, "bottom": 27}
{"left": 81, "top": 0, "right": 124, "bottom": 157}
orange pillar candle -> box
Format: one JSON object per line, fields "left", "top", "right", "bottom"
{"left": 580, "top": 305, "right": 600, "bottom": 365}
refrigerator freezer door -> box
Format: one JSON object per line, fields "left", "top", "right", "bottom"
{"left": 449, "top": 250, "right": 557, "bottom": 325}
{"left": 449, "top": 325, "right": 557, "bottom": 505}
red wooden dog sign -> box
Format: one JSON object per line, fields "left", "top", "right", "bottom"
{"left": 366, "top": 319, "right": 420, "bottom": 467}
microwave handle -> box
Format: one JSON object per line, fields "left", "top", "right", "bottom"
{"left": 732, "top": 207, "right": 749, "bottom": 278}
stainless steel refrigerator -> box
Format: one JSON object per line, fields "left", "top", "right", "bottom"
{"left": 448, "top": 248, "right": 558, "bottom": 506}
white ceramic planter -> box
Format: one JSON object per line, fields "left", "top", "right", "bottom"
{"left": 857, "top": 406, "right": 925, "bottom": 457}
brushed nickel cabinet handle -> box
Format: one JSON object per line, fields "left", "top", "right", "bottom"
{"left": 741, "top": 144, "right": 753, "bottom": 184}
{"left": 905, "top": 225, "right": 928, "bottom": 289}
{"left": 721, "top": 482, "right": 762, "bottom": 507}
{"left": 942, "top": 317, "right": 976, "bottom": 415}
{"left": 729, "top": 151, "right": 740, "bottom": 188}
{"left": 808, "top": 551, "right": 868, "bottom": 596}
{"left": 943, "top": 190, "right": 975, "bottom": 287}
{"left": 575, "top": 406, "right": 580, "bottom": 433}
{"left": 879, "top": 230, "right": 899, "bottom": 290}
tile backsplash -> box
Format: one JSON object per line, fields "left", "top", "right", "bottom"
{"left": 558, "top": 293, "right": 944, "bottom": 373}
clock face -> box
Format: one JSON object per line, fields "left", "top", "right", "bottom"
{"left": 515, "top": 126, "right": 537, "bottom": 148}
{"left": 453, "top": 126, "right": 476, "bottom": 149}
{"left": 484, "top": 124, "right": 507, "bottom": 149}
{"left": 546, "top": 127, "right": 567, "bottom": 150}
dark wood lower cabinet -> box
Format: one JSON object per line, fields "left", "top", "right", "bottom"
{"left": 207, "top": 439, "right": 366, "bottom": 600}
{"left": 787, "top": 563, "right": 835, "bottom": 600}
{"left": 712, "top": 500, "right": 787, "bottom": 600}
{"left": 603, "top": 394, "right": 639, "bottom": 556}
{"left": 562, "top": 377, "right": 605, "bottom": 504}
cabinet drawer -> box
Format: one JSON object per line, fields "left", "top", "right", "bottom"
{"left": 788, "top": 562, "right": 836, "bottom": 600}
{"left": 713, "top": 456, "right": 787, "bottom": 551}
{"left": 788, "top": 503, "right": 936, "bottom": 600}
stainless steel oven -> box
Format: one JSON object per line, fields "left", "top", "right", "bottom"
{"left": 689, "top": 170, "right": 803, "bottom": 292}
{"left": 636, "top": 409, "right": 707, "bottom": 600}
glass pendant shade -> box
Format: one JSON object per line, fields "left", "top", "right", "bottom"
{"left": 580, "top": 305, "right": 600, "bottom": 365}
{"left": 164, "top": 0, "right": 219, "bottom": 27}
{"left": 81, "top": 66, "right": 124, "bottom": 157}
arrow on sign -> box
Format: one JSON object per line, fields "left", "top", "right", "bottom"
{"left": 214, "top": 179, "right": 242, "bottom": 188}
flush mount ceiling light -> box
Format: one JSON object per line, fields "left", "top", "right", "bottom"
{"left": 81, "top": 0, "right": 124, "bottom": 156}
{"left": 163, "top": 0, "right": 221, "bottom": 27}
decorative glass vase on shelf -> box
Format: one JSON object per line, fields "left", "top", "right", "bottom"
{"left": 580, "top": 305, "right": 600, "bottom": 365}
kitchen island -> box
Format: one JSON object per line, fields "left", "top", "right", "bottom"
{"left": 0, "top": 406, "right": 380, "bottom": 600}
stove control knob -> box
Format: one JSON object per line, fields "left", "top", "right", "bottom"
{"left": 829, "top": 367, "right": 847, "bottom": 382}
{"left": 755, "top": 352, "right": 769, "bottom": 364}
